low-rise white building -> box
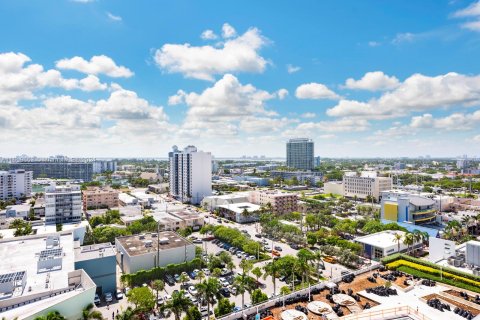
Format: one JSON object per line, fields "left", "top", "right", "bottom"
{"left": 115, "top": 231, "right": 196, "bottom": 274}
{"left": 4, "top": 204, "right": 31, "bottom": 220}
{"left": 201, "top": 193, "right": 250, "bottom": 211}
{"left": 354, "top": 230, "right": 421, "bottom": 260}
{"left": 0, "top": 233, "right": 96, "bottom": 320}
{"left": 118, "top": 193, "right": 139, "bottom": 206}
{"left": 218, "top": 202, "right": 261, "bottom": 223}
{"left": 343, "top": 172, "right": 392, "bottom": 201}
{"left": 324, "top": 181, "right": 343, "bottom": 195}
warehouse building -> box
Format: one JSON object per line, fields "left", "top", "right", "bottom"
{"left": 115, "top": 231, "right": 195, "bottom": 274}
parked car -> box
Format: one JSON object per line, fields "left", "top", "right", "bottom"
{"left": 220, "top": 288, "right": 230, "bottom": 297}
{"left": 247, "top": 255, "right": 256, "bottom": 260}
{"left": 255, "top": 234, "right": 262, "bottom": 238}
{"left": 274, "top": 246, "right": 282, "bottom": 251}
{"left": 124, "top": 287, "right": 131, "bottom": 295}
{"left": 165, "top": 275, "right": 175, "bottom": 286}
{"left": 236, "top": 251, "right": 244, "bottom": 258}
{"left": 264, "top": 246, "right": 271, "bottom": 251}
{"left": 221, "top": 279, "right": 229, "bottom": 287}
{"left": 157, "top": 296, "right": 164, "bottom": 305}
{"left": 272, "top": 250, "right": 280, "bottom": 257}
{"left": 202, "top": 268, "right": 210, "bottom": 276}
{"left": 104, "top": 292, "right": 113, "bottom": 303}
{"left": 116, "top": 289, "right": 124, "bottom": 300}
{"left": 188, "top": 286, "right": 198, "bottom": 295}
{"left": 217, "top": 219, "right": 222, "bottom": 223}
{"left": 221, "top": 268, "right": 230, "bottom": 276}
{"left": 188, "top": 271, "right": 196, "bottom": 279}
{"left": 94, "top": 294, "right": 101, "bottom": 306}
{"left": 193, "top": 239, "right": 202, "bottom": 244}
{"left": 230, "top": 286, "right": 238, "bottom": 295}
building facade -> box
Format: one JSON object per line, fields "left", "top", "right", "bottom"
{"left": 286, "top": 138, "right": 314, "bottom": 171}
{"left": 248, "top": 190, "right": 298, "bottom": 214}
{"left": 74, "top": 243, "right": 117, "bottom": 295}
{"left": 381, "top": 190, "right": 437, "bottom": 225}
{"left": 355, "top": 230, "right": 422, "bottom": 260}
{"left": 270, "top": 170, "right": 322, "bottom": 186}
{"left": 82, "top": 187, "right": 119, "bottom": 210}
{"left": 10, "top": 158, "right": 116, "bottom": 182}
{"left": 115, "top": 231, "right": 196, "bottom": 274}
{"left": 169, "top": 145, "right": 212, "bottom": 204}
{"left": 0, "top": 169, "right": 33, "bottom": 200}
{"left": 45, "top": 183, "right": 82, "bottom": 225}
{"left": 343, "top": 172, "right": 392, "bottom": 201}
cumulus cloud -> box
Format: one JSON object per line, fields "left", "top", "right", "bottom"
{"left": 344, "top": 71, "right": 400, "bottom": 91}
{"left": 0, "top": 52, "right": 108, "bottom": 104}
{"left": 222, "top": 23, "right": 237, "bottom": 38}
{"left": 56, "top": 55, "right": 133, "bottom": 78}
{"left": 301, "top": 112, "right": 316, "bottom": 118}
{"left": 201, "top": 29, "right": 218, "bottom": 40}
{"left": 154, "top": 26, "right": 268, "bottom": 81}
{"left": 287, "top": 64, "right": 301, "bottom": 74}
{"left": 327, "top": 72, "right": 480, "bottom": 119}
{"left": 276, "top": 88, "right": 288, "bottom": 100}
{"left": 410, "top": 111, "right": 480, "bottom": 130}
{"left": 168, "top": 90, "right": 187, "bottom": 105}
{"left": 284, "top": 118, "right": 370, "bottom": 137}
{"left": 295, "top": 82, "right": 340, "bottom": 100}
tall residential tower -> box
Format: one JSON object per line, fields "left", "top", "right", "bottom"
{"left": 169, "top": 145, "right": 212, "bottom": 204}
{"left": 286, "top": 138, "right": 314, "bottom": 170}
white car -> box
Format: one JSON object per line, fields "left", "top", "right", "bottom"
{"left": 164, "top": 294, "right": 172, "bottom": 301}
{"left": 188, "top": 286, "right": 198, "bottom": 295}
{"left": 221, "top": 280, "right": 229, "bottom": 287}
{"left": 264, "top": 246, "right": 271, "bottom": 251}
{"left": 94, "top": 294, "right": 101, "bottom": 305}
{"left": 202, "top": 268, "right": 210, "bottom": 275}
{"left": 221, "top": 268, "right": 229, "bottom": 276}
{"left": 236, "top": 252, "right": 244, "bottom": 258}
{"left": 116, "top": 289, "right": 124, "bottom": 300}
{"left": 104, "top": 292, "right": 113, "bottom": 303}
{"left": 230, "top": 286, "right": 237, "bottom": 295}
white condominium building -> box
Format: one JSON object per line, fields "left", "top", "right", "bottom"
{"left": 0, "top": 169, "right": 33, "bottom": 200}
{"left": 169, "top": 145, "right": 212, "bottom": 204}
{"left": 286, "top": 138, "right": 314, "bottom": 170}
{"left": 45, "top": 183, "right": 82, "bottom": 225}
{"left": 343, "top": 171, "right": 392, "bottom": 201}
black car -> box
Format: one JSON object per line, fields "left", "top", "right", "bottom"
{"left": 279, "top": 275, "right": 287, "bottom": 282}
{"left": 255, "top": 234, "right": 262, "bottom": 238}
{"left": 165, "top": 275, "right": 175, "bottom": 286}
{"left": 274, "top": 246, "right": 282, "bottom": 251}
{"left": 219, "top": 288, "right": 231, "bottom": 297}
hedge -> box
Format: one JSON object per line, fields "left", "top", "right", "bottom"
{"left": 120, "top": 258, "right": 205, "bottom": 287}
{"left": 396, "top": 266, "right": 480, "bottom": 294}
{"left": 381, "top": 254, "right": 480, "bottom": 283}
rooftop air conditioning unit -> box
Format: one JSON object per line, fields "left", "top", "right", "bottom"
{"left": 144, "top": 240, "right": 153, "bottom": 247}
{"left": 151, "top": 233, "right": 157, "bottom": 238}
{"left": 139, "top": 234, "right": 145, "bottom": 240}
{"left": 159, "top": 237, "right": 169, "bottom": 244}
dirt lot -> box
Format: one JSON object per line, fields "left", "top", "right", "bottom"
{"left": 269, "top": 271, "right": 381, "bottom": 320}
{"left": 423, "top": 293, "right": 480, "bottom": 316}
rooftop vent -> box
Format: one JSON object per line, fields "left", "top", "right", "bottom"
{"left": 139, "top": 234, "right": 145, "bottom": 240}
{"left": 144, "top": 240, "right": 153, "bottom": 247}
{"left": 159, "top": 237, "right": 169, "bottom": 244}
{"left": 151, "top": 233, "right": 157, "bottom": 238}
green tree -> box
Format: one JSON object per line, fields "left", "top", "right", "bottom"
{"left": 161, "top": 290, "right": 193, "bottom": 320}
{"left": 127, "top": 287, "right": 155, "bottom": 311}
{"left": 115, "top": 307, "right": 135, "bottom": 320}
{"left": 233, "top": 274, "right": 253, "bottom": 308}
{"left": 280, "top": 286, "right": 291, "bottom": 295}
{"left": 81, "top": 303, "right": 103, "bottom": 320}
{"left": 196, "top": 278, "right": 221, "bottom": 320}
{"left": 263, "top": 260, "right": 280, "bottom": 295}
{"left": 179, "top": 273, "right": 189, "bottom": 288}
{"left": 251, "top": 289, "right": 268, "bottom": 304}
{"left": 215, "top": 298, "right": 235, "bottom": 317}
{"left": 151, "top": 279, "right": 165, "bottom": 307}
{"left": 251, "top": 267, "right": 262, "bottom": 283}
{"left": 183, "top": 306, "right": 202, "bottom": 320}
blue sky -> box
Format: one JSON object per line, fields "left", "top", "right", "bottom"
{"left": 1, "top": 0, "right": 480, "bottom": 158}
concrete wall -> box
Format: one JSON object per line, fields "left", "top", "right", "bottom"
{"left": 75, "top": 255, "right": 117, "bottom": 294}
{"left": 429, "top": 237, "right": 456, "bottom": 263}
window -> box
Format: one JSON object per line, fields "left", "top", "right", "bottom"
{"left": 374, "top": 248, "right": 383, "bottom": 259}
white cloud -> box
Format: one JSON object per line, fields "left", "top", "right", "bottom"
{"left": 239, "top": 117, "right": 296, "bottom": 133}
{"left": 276, "top": 88, "right": 288, "bottom": 100}
{"left": 154, "top": 26, "right": 268, "bottom": 81}
{"left": 284, "top": 118, "right": 369, "bottom": 137}
{"left": 222, "top": 23, "right": 237, "bottom": 38}
{"left": 410, "top": 110, "right": 480, "bottom": 130}
{"left": 368, "top": 41, "right": 381, "bottom": 47}
{"left": 344, "top": 71, "right": 400, "bottom": 91}
{"left": 473, "top": 134, "right": 480, "bottom": 142}
{"left": 71, "top": 0, "right": 95, "bottom": 3}
{"left": 0, "top": 52, "right": 108, "bottom": 105}
{"left": 201, "top": 29, "right": 218, "bottom": 40}
{"left": 392, "top": 32, "right": 416, "bottom": 44}
{"left": 452, "top": 1, "right": 480, "bottom": 31}
{"left": 301, "top": 112, "right": 316, "bottom": 118}
{"left": 327, "top": 72, "right": 480, "bottom": 119}
{"left": 168, "top": 90, "right": 187, "bottom": 105}
{"left": 56, "top": 55, "right": 133, "bottom": 78}
{"left": 453, "top": 1, "right": 480, "bottom": 17}
{"left": 286, "top": 64, "right": 301, "bottom": 74}
{"left": 295, "top": 82, "right": 340, "bottom": 100}
{"left": 107, "top": 12, "right": 122, "bottom": 22}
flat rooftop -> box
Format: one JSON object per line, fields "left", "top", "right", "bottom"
{"left": 354, "top": 230, "right": 406, "bottom": 249}
{"left": 116, "top": 231, "right": 192, "bottom": 256}
{"left": 170, "top": 210, "right": 201, "bottom": 220}
{"left": 74, "top": 242, "right": 116, "bottom": 262}
{"left": 0, "top": 233, "right": 75, "bottom": 299}
{"left": 218, "top": 202, "right": 260, "bottom": 214}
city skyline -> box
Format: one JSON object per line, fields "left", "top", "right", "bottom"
{"left": 1, "top": 1, "right": 480, "bottom": 158}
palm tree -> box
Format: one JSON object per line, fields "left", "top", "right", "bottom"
{"left": 251, "top": 267, "right": 262, "bottom": 283}
{"left": 161, "top": 290, "right": 193, "bottom": 320}
{"left": 81, "top": 303, "right": 103, "bottom": 320}
{"left": 196, "top": 270, "right": 205, "bottom": 284}
{"left": 312, "top": 249, "right": 325, "bottom": 281}
{"left": 196, "top": 278, "right": 221, "bottom": 320}
{"left": 179, "top": 273, "right": 189, "bottom": 288}
{"left": 296, "top": 249, "right": 314, "bottom": 286}
{"left": 239, "top": 259, "right": 253, "bottom": 275}
{"left": 263, "top": 260, "right": 280, "bottom": 295}
{"left": 234, "top": 273, "right": 253, "bottom": 308}
{"left": 394, "top": 232, "right": 403, "bottom": 254}
{"left": 403, "top": 232, "right": 415, "bottom": 255}
{"left": 151, "top": 279, "right": 165, "bottom": 308}
{"left": 227, "top": 261, "right": 235, "bottom": 274}
{"left": 115, "top": 307, "right": 135, "bottom": 320}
